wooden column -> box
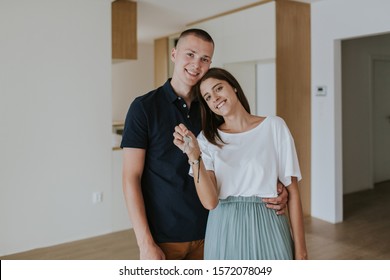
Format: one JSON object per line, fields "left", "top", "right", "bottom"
{"left": 154, "top": 37, "right": 169, "bottom": 87}
{"left": 276, "top": 0, "right": 311, "bottom": 215}
{"left": 112, "top": 0, "right": 137, "bottom": 60}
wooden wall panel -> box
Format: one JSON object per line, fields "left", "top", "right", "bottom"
{"left": 154, "top": 37, "right": 169, "bottom": 87}
{"left": 276, "top": 0, "right": 311, "bottom": 215}
{"left": 112, "top": 0, "right": 137, "bottom": 60}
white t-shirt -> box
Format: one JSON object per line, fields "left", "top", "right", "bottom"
{"left": 192, "top": 116, "right": 301, "bottom": 199}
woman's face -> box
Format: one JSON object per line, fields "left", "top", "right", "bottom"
{"left": 200, "top": 77, "right": 239, "bottom": 116}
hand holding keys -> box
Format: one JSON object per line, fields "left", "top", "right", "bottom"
{"left": 183, "top": 135, "right": 192, "bottom": 153}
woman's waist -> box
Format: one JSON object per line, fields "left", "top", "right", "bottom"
{"left": 218, "top": 195, "right": 274, "bottom": 204}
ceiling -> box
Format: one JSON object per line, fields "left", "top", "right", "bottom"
{"left": 135, "top": 0, "right": 322, "bottom": 44}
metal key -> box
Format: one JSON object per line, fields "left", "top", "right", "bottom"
{"left": 183, "top": 135, "right": 192, "bottom": 153}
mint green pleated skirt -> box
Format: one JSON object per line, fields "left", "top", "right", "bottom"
{"left": 204, "top": 196, "right": 294, "bottom": 260}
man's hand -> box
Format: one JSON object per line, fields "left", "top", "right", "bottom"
{"left": 262, "top": 182, "right": 288, "bottom": 215}
{"left": 139, "top": 242, "right": 166, "bottom": 260}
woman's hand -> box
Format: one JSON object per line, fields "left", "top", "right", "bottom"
{"left": 173, "top": 123, "right": 201, "bottom": 160}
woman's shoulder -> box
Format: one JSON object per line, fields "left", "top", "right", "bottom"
{"left": 267, "top": 115, "right": 284, "bottom": 122}
{"left": 263, "top": 115, "right": 287, "bottom": 126}
{"left": 197, "top": 131, "right": 210, "bottom": 146}
{"left": 264, "top": 116, "right": 291, "bottom": 135}
{"left": 197, "top": 131, "right": 220, "bottom": 150}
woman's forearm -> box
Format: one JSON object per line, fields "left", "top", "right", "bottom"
{"left": 286, "top": 178, "right": 308, "bottom": 260}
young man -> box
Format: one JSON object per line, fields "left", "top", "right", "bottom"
{"left": 121, "top": 29, "right": 287, "bottom": 260}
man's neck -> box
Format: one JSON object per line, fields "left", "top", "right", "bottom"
{"left": 170, "top": 79, "right": 192, "bottom": 106}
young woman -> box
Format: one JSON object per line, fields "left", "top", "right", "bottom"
{"left": 173, "top": 67, "right": 308, "bottom": 260}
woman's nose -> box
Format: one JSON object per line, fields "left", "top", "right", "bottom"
{"left": 212, "top": 94, "right": 220, "bottom": 103}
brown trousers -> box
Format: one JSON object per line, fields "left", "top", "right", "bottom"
{"left": 158, "top": 239, "right": 204, "bottom": 260}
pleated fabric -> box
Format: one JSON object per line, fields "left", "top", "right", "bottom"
{"left": 204, "top": 196, "right": 294, "bottom": 260}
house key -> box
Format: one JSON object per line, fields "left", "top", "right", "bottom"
{"left": 183, "top": 135, "right": 192, "bottom": 153}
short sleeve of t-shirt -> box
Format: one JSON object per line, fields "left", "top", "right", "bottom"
{"left": 121, "top": 98, "right": 148, "bottom": 149}
{"left": 275, "top": 117, "right": 302, "bottom": 186}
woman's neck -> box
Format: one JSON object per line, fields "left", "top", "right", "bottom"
{"left": 219, "top": 111, "right": 262, "bottom": 133}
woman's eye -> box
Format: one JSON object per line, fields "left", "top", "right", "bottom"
{"left": 216, "top": 86, "right": 223, "bottom": 92}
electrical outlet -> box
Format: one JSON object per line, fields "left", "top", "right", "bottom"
{"left": 315, "top": 85, "right": 327, "bottom": 96}
{"left": 92, "top": 192, "right": 103, "bottom": 204}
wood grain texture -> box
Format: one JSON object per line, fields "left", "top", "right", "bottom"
{"left": 276, "top": 0, "right": 311, "bottom": 215}
{"left": 154, "top": 37, "right": 169, "bottom": 87}
{"left": 112, "top": 0, "right": 137, "bottom": 59}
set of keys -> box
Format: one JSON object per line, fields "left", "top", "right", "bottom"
{"left": 183, "top": 135, "right": 192, "bottom": 153}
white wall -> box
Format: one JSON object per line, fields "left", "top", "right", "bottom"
{"left": 112, "top": 43, "right": 154, "bottom": 122}
{"left": 191, "top": 2, "right": 276, "bottom": 67}
{"left": 111, "top": 43, "right": 154, "bottom": 231}
{"left": 256, "top": 61, "right": 276, "bottom": 116}
{"left": 0, "top": 0, "right": 112, "bottom": 255}
{"left": 311, "top": 0, "right": 390, "bottom": 223}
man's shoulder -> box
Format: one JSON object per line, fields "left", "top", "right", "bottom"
{"left": 128, "top": 87, "right": 166, "bottom": 114}
{"left": 134, "top": 86, "right": 164, "bottom": 104}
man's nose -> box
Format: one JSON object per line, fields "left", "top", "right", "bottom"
{"left": 192, "top": 58, "right": 201, "bottom": 68}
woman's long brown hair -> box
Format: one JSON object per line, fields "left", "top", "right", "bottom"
{"left": 192, "top": 67, "right": 251, "bottom": 147}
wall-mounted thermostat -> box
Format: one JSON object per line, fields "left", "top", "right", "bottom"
{"left": 315, "top": 85, "right": 327, "bottom": 96}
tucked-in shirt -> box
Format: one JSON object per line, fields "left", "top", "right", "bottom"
{"left": 121, "top": 79, "right": 208, "bottom": 243}
{"left": 195, "top": 116, "right": 302, "bottom": 199}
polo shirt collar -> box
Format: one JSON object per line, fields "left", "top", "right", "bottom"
{"left": 163, "top": 79, "right": 180, "bottom": 103}
{"left": 162, "top": 79, "right": 200, "bottom": 104}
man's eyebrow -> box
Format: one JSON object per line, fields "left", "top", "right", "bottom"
{"left": 183, "top": 48, "right": 210, "bottom": 58}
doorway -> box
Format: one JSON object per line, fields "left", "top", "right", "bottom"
{"left": 341, "top": 33, "right": 390, "bottom": 218}
{"left": 372, "top": 56, "right": 390, "bottom": 183}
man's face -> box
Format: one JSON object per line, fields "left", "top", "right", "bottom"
{"left": 171, "top": 35, "right": 214, "bottom": 87}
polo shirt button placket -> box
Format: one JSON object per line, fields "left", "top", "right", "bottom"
{"left": 182, "top": 103, "right": 190, "bottom": 119}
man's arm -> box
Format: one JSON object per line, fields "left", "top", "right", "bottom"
{"left": 122, "top": 148, "right": 165, "bottom": 259}
{"left": 262, "top": 181, "right": 289, "bottom": 215}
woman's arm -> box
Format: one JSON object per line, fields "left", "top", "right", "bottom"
{"left": 173, "top": 124, "right": 219, "bottom": 210}
{"left": 190, "top": 158, "right": 219, "bottom": 209}
{"left": 286, "top": 177, "right": 308, "bottom": 260}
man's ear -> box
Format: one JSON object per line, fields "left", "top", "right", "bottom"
{"left": 170, "top": 48, "right": 176, "bottom": 63}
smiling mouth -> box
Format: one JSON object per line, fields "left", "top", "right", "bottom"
{"left": 215, "top": 100, "right": 226, "bottom": 109}
{"left": 186, "top": 69, "right": 199, "bottom": 77}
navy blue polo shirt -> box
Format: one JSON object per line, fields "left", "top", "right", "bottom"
{"left": 121, "top": 79, "right": 208, "bottom": 243}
